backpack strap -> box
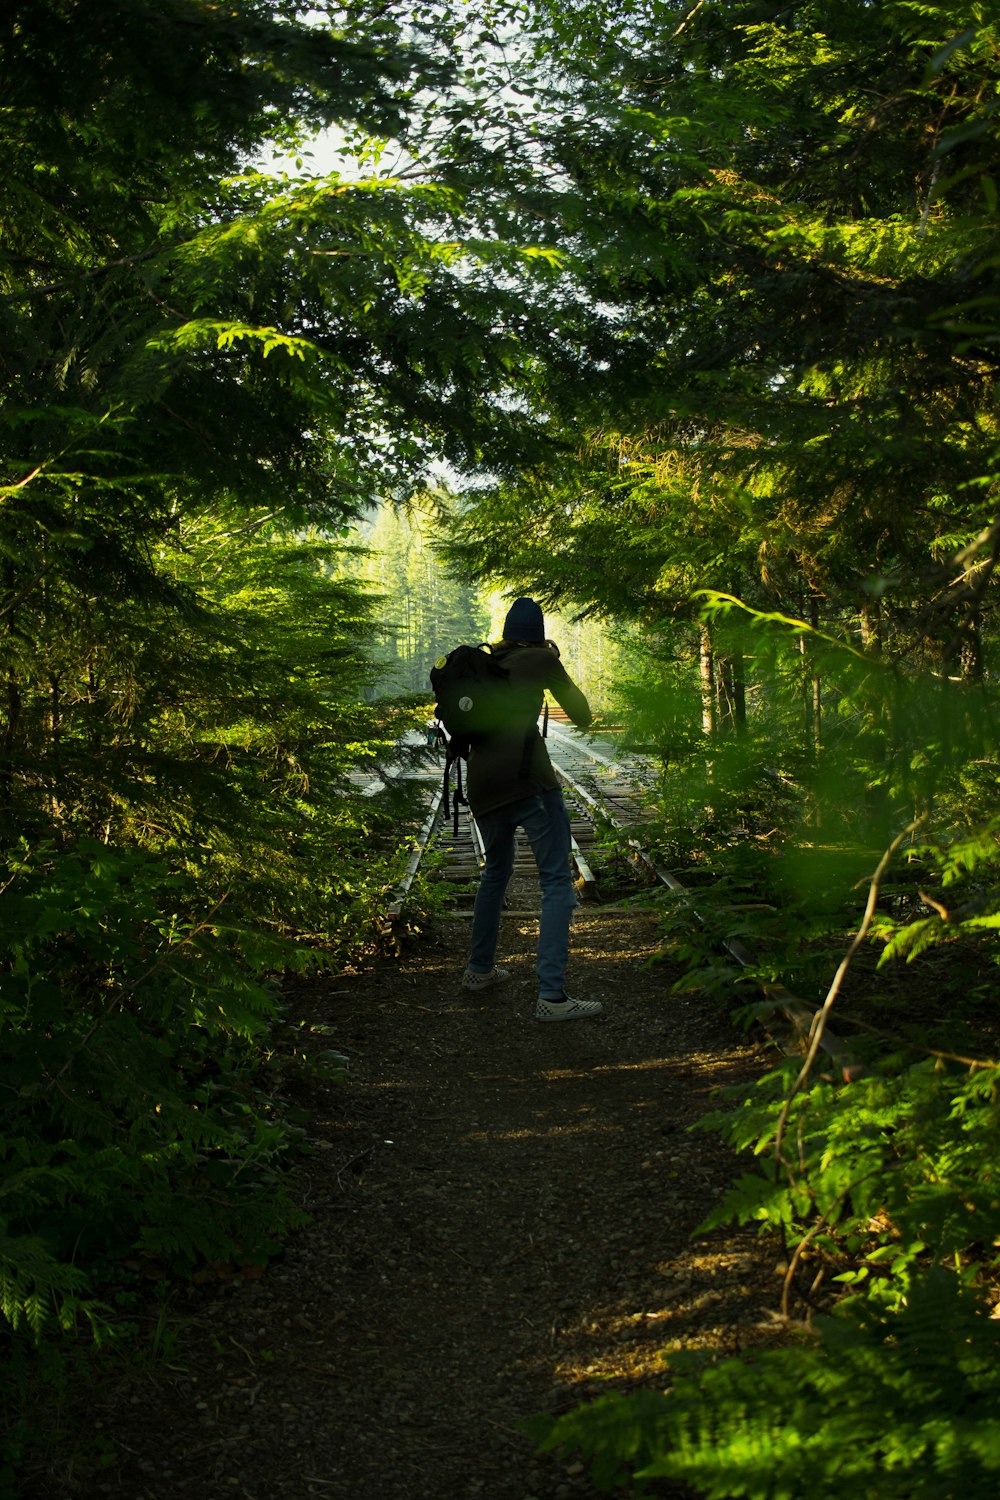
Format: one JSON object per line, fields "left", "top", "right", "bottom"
{"left": 441, "top": 747, "right": 452, "bottom": 823}
{"left": 441, "top": 740, "right": 470, "bottom": 836}
{"left": 453, "top": 750, "right": 466, "bottom": 835}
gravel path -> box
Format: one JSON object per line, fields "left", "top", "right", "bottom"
{"left": 61, "top": 888, "right": 778, "bottom": 1500}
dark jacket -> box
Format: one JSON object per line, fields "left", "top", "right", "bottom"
{"left": 465, "top": 644, "right": 592, "bottom": 816}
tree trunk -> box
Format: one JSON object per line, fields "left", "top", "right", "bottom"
{"left": 734, "top": 649, "right": 746, "bottom": 733}
{"left": 960, "top": 608, "right": 983, "bottom": 681}
{"left": 46, "top": 672, "right": 63, "bottom": 823}
{"left": 0, "top": 669, "right": 20, "bottom": 831}
{"left": 859, "top": 600, "right": 890, "bottom": 840}
{"left": 860, "top": 599, "right": 882, "bottom": 655}
{"left": 699, "top": 625, "right": 716, "bottom": 738}
{"left": 801, "top": 597, "right": 821, "bottom": 755}
{"left": 717, "top": 649, "right": 746, "bottom": 735}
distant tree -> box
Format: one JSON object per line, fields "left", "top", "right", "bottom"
{"left": 342, "top": 499, "right": 492, "bottom": 692}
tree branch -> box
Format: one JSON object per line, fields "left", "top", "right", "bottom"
{"left": 774, "top": 817, "right": 925, "bottom": 1173}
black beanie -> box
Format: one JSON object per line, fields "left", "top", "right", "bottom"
{"left": 502, "top": 597, "right": 545, "bottom": 643}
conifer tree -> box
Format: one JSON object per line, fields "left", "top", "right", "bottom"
{"left": 0, "top": 0, "right": 577, "bottom": 1397}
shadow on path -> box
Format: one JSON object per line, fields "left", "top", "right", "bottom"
{"left": 83, "top": 899, "right": 776, "bottom": 1500}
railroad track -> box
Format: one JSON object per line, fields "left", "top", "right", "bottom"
{"left": 383, "top": 717, "right": 860, "bottom": 1077}
{"left": 386, "top": 720, "right": 654, "bottom": 915}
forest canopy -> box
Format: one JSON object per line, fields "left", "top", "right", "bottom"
{"left": 5, "top": 1, "right": 1000, "bottom": 1495}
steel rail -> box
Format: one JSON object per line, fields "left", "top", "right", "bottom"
{"left": 386, "top": 754, "right": 599, "bottom": 923}
{"left": 549, "top": 755, "right": 860, "bottom": 1081}
{"left": 569, "top": 832, "right": 598, "bottom": 898}
{"left": 546, "top": 720, "right": 622, "bottom": 769}
{"left": 470, "top": 809, "right": 486, "bottom": 868}
{"left": 386, "top": 786, "right": 445, "bottom": 923}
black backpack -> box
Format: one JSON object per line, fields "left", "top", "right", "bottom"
{"left": 429, "top": 644, "right": 511, "bottom": 829}
{"left": 429, "top": 644, "right": 548, "bottom": 832}
{"left": 430, "top": 643, "right": 512, "bottom": 758}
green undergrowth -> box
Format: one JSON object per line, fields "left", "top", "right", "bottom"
{"left": 529, "top": 1268, "right": 1000, "bottom": 1498}
{"left": 531, "top": 609, "right": 1000, "bottom": 1497}
{"left": 531, "top": 983, "right": 1000, "bottom": 1498}
{"left": 0, "top": 782, "right": 425, "bottom": 1487}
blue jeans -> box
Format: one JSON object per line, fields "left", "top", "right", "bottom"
{"left": 468, "top": 786, "right": 577, "bottom": 998}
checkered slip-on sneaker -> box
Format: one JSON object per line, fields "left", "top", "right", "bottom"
{"left": 535, "top": 995, "right": 603, "bottom": 1021}
{"left": 461, "top": 966, "right": 512, "bottom": 992}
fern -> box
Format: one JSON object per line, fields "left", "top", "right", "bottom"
{"left": 533, "top": 1271, "right": 1000, "bottom": 1499}
{"left": 0, "top": 1222, "right": 104, "bottom": 1339}
{"left": 697, "top": 1055, "right": 1000, "bottom": 1306}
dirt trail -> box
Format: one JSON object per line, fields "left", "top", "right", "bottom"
{"left": 73, "top": 887, "right": 776, "bottom": 1500}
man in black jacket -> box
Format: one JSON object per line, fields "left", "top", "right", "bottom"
{"left": 461, "top": 597, "right": 603, "bottom": 1021}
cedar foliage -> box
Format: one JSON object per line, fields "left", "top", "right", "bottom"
{"left": 360, "top": 0, "right": 1000, "bottom": 1493}
{"left": 1, "top": 0, "right": 575, "bottom": 1441}
{"left": 0, "top": 0, "right": 547, "bottom": 1469}
{"left": 9, "top": 0, "right": 1000, "bottom": 1493}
